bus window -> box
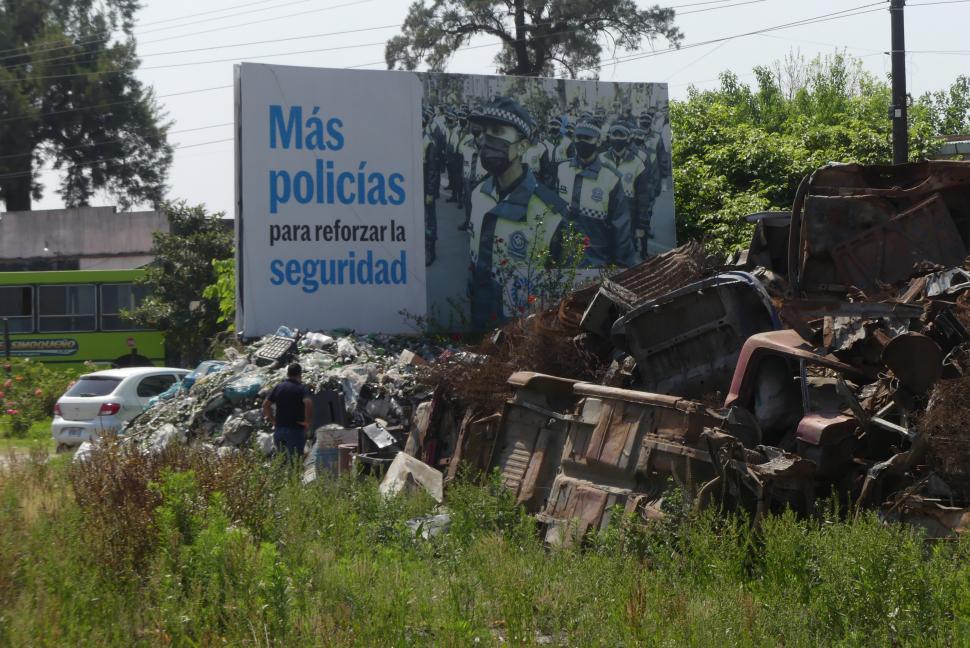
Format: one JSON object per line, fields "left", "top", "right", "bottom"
{"left": 0, "top": 286, "right": 33, "bottom": 333}
{"left": 38, "top": 285, "right": 96, "bottom": 332}
{"left": 100, "top": 284, "right": 150, "bottom": 331}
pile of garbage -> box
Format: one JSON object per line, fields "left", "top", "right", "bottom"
{"left": 122, "top": 327, "right": 442, "bottom": 461}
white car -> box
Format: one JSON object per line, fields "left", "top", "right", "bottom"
{"left": 52, "top": 367, "right": 189, "bottom": 450}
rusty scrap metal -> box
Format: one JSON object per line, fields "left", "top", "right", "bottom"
{"left": 611, "top": 272, "right": 782, "bottom": 399}
{"left": 790, "top": 161, "right": 970, "bottom": 296}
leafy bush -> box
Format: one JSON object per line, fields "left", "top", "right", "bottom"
{"left": 69, "top": 439, "right": 275, "bottom": 575}
{"left": 0, "top": 359, "right": 79, "bottom": 437}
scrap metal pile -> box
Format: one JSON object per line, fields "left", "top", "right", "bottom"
{"left": 408, "top": 160, "right": 970, "bottom": 540}
{"left": 113, "top": 160, "right": 970, "bottom": 540}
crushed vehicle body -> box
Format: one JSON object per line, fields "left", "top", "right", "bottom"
{"left": 473, "top": 370, "right": 817, "bottom": 545}
{"left": 610, "top": 271, "right": 782, "bottom": 399}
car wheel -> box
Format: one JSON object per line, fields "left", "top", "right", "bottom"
{"left": 55, "top": 443, "right": 74, "bottom": 455}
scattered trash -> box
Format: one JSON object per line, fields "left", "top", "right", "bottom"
{"left": 405, "top": 511, "right": 451, "bottom": 539}
{"left": 379, "top": 452, "right": 444, "bottom": 503}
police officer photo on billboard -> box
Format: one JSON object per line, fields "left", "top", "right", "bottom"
{"left": 417, "top": 72, "right": 675, "bottom": 331}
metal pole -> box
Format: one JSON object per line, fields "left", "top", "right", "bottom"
{"left": 2, "top": 317, "right": 9, "bottom": 359}
{"left": 890, "top": 0, "right": 908, "bottom": 164}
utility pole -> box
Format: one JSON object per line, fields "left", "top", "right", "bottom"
{"left": 890, "top": 0, "right": 908, "bottom": 164}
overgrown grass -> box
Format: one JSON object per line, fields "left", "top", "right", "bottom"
{"left": 1, "top": 445, "right": 969, "bottom": 646}
{"left": 0, "top": 420, "right": 53, "bottom": 452}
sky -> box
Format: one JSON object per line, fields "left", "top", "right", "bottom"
{"left": 29, "top": 0, "right": 970, "bottom": 216}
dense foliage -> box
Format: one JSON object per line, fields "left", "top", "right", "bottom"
{"left": 201, "top": 258, "right": 236, "bottom": 334}
{"left": 0, "top": 0, "right": 171, "bottom": 211}
{"left": 670, "top": 54, "right": 968, "bottom": 254}
{"left": 130, "top": 202, "right": 233, "bottom": 367}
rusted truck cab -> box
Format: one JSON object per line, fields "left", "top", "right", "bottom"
{"left": 724, "top": 330, "right": 871, "bottom": 482}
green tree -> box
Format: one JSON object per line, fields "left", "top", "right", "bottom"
{"left": 386, "top": 0, "right": 682, "bottom": 78}
{"left": 130, "top": 202, "right": 233, "bottom": 367}
{"left": 0, "top": 0, "right": 171, "bottom": 211}
{"left": 923, "top": 75, "right": 970, "bottom": 136}
{"left": 671, "top": 52, "right": 944, "bottom": 254}
{"left": 202, "top": 258, "right": 236, "bottom": 334}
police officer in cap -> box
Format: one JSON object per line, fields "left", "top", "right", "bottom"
{"left": 602, "top": 122, "right": 657, "bottom": 260}
{"left": 466, "top": 96, "right": 569, "bottom": 329}
{"left": 555, "top": 120, "right": 637, "bottom": 268}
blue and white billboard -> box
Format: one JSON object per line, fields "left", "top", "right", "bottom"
{"left": 235, "top": 63, "right": 673, "bottom": 334}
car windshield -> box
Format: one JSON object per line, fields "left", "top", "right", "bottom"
{"left": 64, "top": 376, "right": 122, "bottom": 398}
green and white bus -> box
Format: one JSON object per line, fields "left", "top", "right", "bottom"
{"left": 0, "top": 269, "right": 165, "bottom": 367}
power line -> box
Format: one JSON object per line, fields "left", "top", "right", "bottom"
{"left": 137, "top": 0, "right": 317, "bottom": 36}
{"left": 0, "top": 138, "right": 234, "bottom": 181}
{"left": 0, "top": 84, "right": 231, "bottom": 125}
{"left": 664, "top": 40, "right": 731, "bottom": 81}
{"left": 0, "top": 2, "right": 895, "bottom": 125}
{"left": 0, "top": 40, "right": 389, "bottom": 85}
{"left": 678, "top": 0, "right": 773, "bottom": 16}
{"left": 1, "top": 24, "right": 399, "bottom": 72}
{"left": 0, "top": 0, "right": 373, "bottom": 65}
{"left": 135, "top": 0, "right": 298, "bottom": 28}
{"left": 0, "top": 2, "right": 902, "bottom": 184}
{"left": 0, "top": 123, "right": 232, "bottom": 162}
{"left": 666, "top": 0, "right": 737, "bottom": 7}
{"left": 139, "top": 0, "right": 372, "bottom": 46}
{"left": 586, "top": 2, "right": 888, "bottom": 72}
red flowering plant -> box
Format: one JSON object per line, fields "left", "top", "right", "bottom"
{"left": 0, "top": 359, "right": 80, "bottom": 437}
{"left": 491, "top": 216, "right": 587, "bottom": 319}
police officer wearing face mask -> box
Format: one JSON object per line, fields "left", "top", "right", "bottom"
{"left": 543, "top": 116, "right": 568, "bottom": 167}
{"left": 630, "top": 128, "right": 648, "bottom": 163}
{"left": 422, "top": 107, "right": 441, "bottom": 266}
{"left": 555, "top": 120, "right": 637, "bottom": 268}
{"left": 458, "top": 115, "right": 486, "bottom": 231}
{"left": 639, "top": 107, "right": 670, "bottom": 184}
{"left": 466, "top": 96, "right": 570, "bottom": 329}
{"left": 602, "top": 123, "right": 657, "bottom": 260}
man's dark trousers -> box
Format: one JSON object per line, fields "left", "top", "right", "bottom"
{"left": 274, "top": 426, "right": 304, "bottom": 462}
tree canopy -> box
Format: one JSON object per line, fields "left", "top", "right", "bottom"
{"left": 670, "top": 52, "right": 955, "bottom": 254}
{"left": 386, "top": 0, "right": 682, "bottom": 78}
{"left": 0, "top": 0, "right": 171, "bottom": 211}
{"left": 130, "top": 202, "right": 233, "bottom": 367}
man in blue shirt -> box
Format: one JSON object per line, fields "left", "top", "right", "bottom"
{"left": 262, "top": 362, "right": 313, "bottom": 463}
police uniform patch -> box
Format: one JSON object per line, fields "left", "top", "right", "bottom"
{"left": 591, "top": 187, "right": 604, "bottom": 202}
{"left": 508, "top": 230, "right": 529, "bottom": 260}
